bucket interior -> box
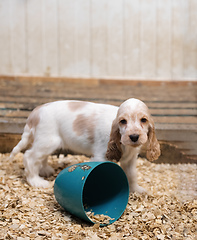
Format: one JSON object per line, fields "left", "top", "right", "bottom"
{"left": 82, "top": 162, "right": 129, "bottom": 225}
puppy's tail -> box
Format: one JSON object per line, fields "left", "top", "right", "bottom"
{"left": 10, "top": 125, "right": 32, "bottom": 160}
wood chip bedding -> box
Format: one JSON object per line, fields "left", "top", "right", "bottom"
{"left": 0, "top": 153, "right": 196, "bottom": 239}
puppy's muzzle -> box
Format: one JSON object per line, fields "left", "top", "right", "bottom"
{"left": 129, "top": 134, "right": 139, "bottom": 143}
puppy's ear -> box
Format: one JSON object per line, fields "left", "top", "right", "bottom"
{"left": 106, "top": 118, "right": 122, "bottom": 161}
{"left": 146, "top": 118, "right": 161, "bottom": 161}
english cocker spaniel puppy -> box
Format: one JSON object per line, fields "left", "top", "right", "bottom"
{"left": 10, "top": 98, "right": 160, "bottom": 192}
{"left": 106, "top": 98, "right": 161, "bottom": 193}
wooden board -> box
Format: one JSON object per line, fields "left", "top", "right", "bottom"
{"left": 0, "top": 77, "right": 196, "bottom": 163}
{"left": 1, "top": 0, "right": 197, "bottom": 80}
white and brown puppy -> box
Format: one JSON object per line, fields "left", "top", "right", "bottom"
{"left": 10, "top": 98, "right": 160, "bottom": 192}
{"left": 106, "top": 99, "right": 160, "bottom": 193}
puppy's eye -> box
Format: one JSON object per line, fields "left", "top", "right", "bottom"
{"left": 120, "top": 119, "right": 127, "bottom": 124}
{"left": 141, "top": 118, "right": 147, "bottom": 123}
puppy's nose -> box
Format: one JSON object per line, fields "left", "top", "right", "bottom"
{"left": 129, "top": 134, "right": 139, "bottom": 143}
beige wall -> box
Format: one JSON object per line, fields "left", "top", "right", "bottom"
{"left": 0, "top": 0, "right": 197, "bottom": 80}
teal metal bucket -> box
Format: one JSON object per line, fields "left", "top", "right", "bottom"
{"left": 54, "top": 162, "right": 129, "bottom": 226}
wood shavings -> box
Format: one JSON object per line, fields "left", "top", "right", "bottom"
{"left": 86, "top": 211, "right": 115, "bottom": 225}
{"left": 0, "top": 153, "right": 196, "bottom": 239}
{"left": 67, "top": 165, "right": 78, "bottom": 172}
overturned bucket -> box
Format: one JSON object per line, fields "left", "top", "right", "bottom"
{"left": 54, "top": 161, "right": 129, "bottom": 226}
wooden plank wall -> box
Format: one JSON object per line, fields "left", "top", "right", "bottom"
{"left": 0, "top": 0, "right": 197, "bottom": 80}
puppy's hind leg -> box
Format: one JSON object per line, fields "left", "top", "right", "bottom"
{"left": 23, "top": 149, "right": 50, "bottom": 188}
{"left": 23, "top": 136, "right": 62, "bottom": 188}
{"left": 39, "top": 158, "right": 55, "bottom": 178}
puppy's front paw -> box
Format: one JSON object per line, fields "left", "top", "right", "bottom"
{"left": 130, "top": 184, "right": 147, "bottom": 194}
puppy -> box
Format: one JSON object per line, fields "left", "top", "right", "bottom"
{"left": 106, "top": 98, "right": 160, "bottom": 193}
{"left": 10, "top": 98, "right": 160, "bottom": 192}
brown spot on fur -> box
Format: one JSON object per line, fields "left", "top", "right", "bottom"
{"left": 27, "top": 106, "right": 41, "bottom": 129}
{"left": 68, "top": 101, "right": 88, "bottom": 112}
{"left": 73, "top": 113, "right": 95, "bottom": 144}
